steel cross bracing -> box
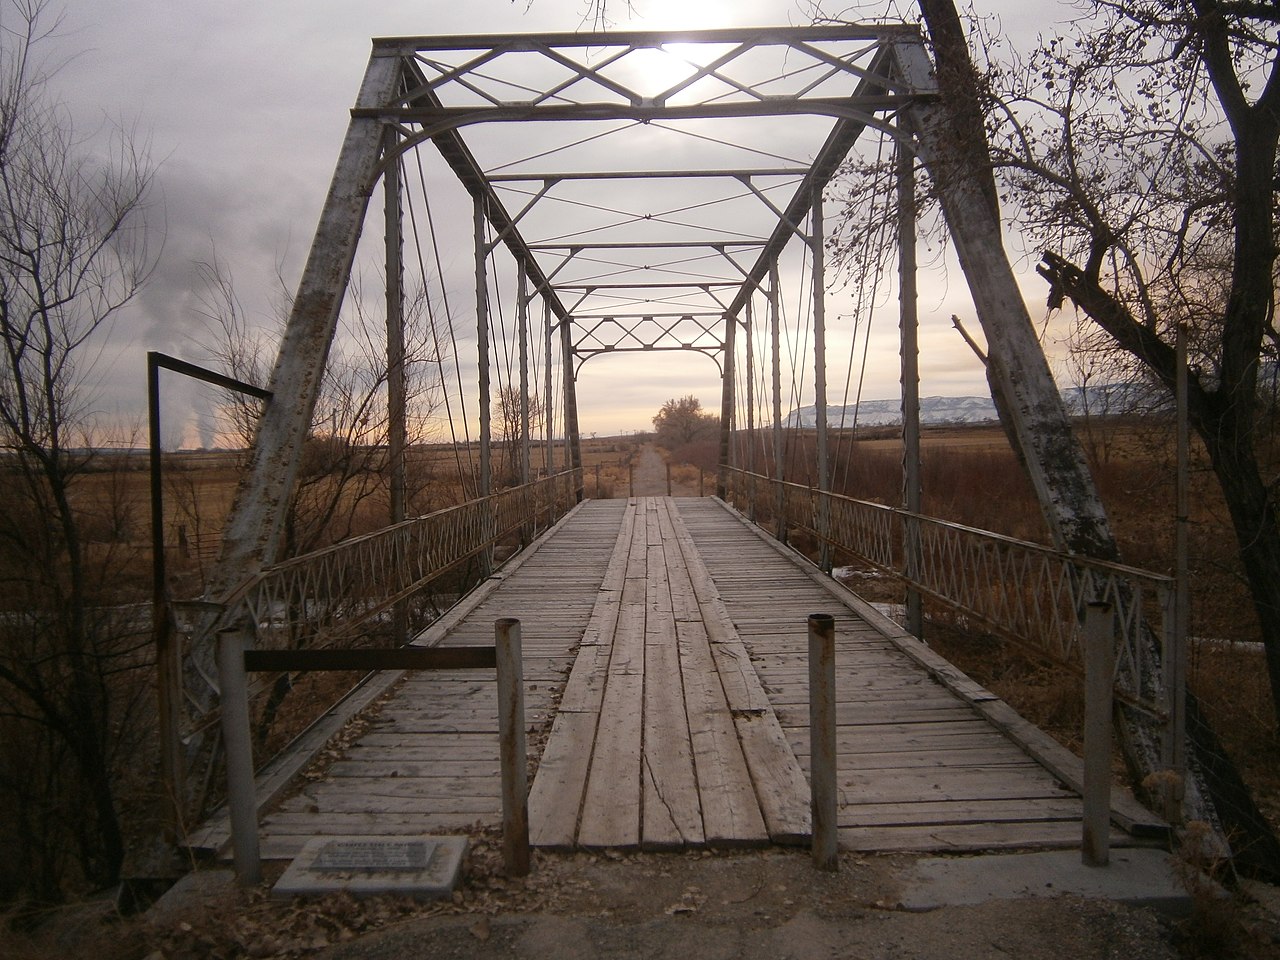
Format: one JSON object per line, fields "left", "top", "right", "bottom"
{"left": 373, "top": 24, "right": 931, "bottom": 369}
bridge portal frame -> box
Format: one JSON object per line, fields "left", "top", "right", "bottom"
{"left": 180, "top": 22, "right": 1192, "bottom": 834}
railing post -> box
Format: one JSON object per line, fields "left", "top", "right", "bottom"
{"left": 495, "top": 618, "right": 530, "bottom": 876}
{"left": 595, "top": 462, "right": 601, "bottom": 499}
{"left": 699, "top": 468, "right": 704, "bottom": 497}
{"left": 629, "top": 461, "right": 635, "bottom": 498}
{"left": 217, "top": 625, "right": 262, "bottom": 885}
{"left": 808, "top": 613, "right": 838, "bottom": 871}
{"left": 1083, "top": 600, "right": 1113, "bottom": 867}
{"left": 666, "top": 462, "right": 672, "bottom": 497}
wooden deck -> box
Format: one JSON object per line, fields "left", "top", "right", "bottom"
{"left": 249, "top": 496, "right": 1162, "bottom": 860}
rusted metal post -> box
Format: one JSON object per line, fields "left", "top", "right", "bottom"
{"left": 811, "top": 191, "right": 831, "bottom": 572}
{"left": 666, "top": 462, "right": 672, "bottom": 497}
{"left": 1083, "top": 600, "right": 1114, "bottom": 867}
{"left": 518, "top": 261, "right": 531, "bottom": 488}
{"left": 217, "top": 626, "right": 262, "bottom": 885}
{"left": 147, "top": 354, "right": 183, "bottom": 828}
{"left": 716, "top": 310, "right": 737, "bottom": 499}
{"left": 476, "top": 195, "right": 492, "bottom": 500}
{"left": 495, "top": 618, "right": 530, "bottom": 876}
{"left": 808, "top": 613, "right": 838, "bottom": 871}
{"left": 384, "top": 128, "right": 409, "bottom": 646}
{"left": 560, "top": 317, "right": 583, "bottom": 500}
{"left": 898, "top": 142, "right": 923, "bottom": 639}
{"left": 745, "top": 298, "right": 756, "bottom": 521}
{"left": 699, "top": 468, "right": 704, "bottom": 497}
{"left": 544, "top": 301, "right": 554, "bottom": 477}
{"left": 770, "top": 262, "right": 786, "bottom": 543}
{"left": 1165, "top": 325, "right": 1189, "bottom": 824}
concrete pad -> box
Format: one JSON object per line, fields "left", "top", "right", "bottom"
{"left": 147, "top": 867, "right": 238, "bottom": 927}
{"left": 895, "top": 848, "right": 1191, "bottom": 915}
{"left": 272, "top": 835, "right": 468, "bottom": 900}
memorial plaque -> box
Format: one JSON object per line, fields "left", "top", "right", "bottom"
{"left": 273, "top": 835, "right": 468, "bottom": 899}
{"left": 312, "top": 839, "right": 433, "bottom": 873}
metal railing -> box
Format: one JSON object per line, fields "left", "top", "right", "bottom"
{"left": 222, "top": 468, "right": 581, "bottom": 653}
{"left": 172, "top": 468, "right": 580, "bottom": 821}
{"left": 723, "top": 467, "right": 1179, "bottom": 727}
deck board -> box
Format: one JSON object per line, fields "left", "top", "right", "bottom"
{"left": 237, "top": 495, "right": 1161, "bottom": 862}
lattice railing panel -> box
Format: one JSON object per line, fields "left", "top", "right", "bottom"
{"left": 224, "top": 469, "right": 581, "bottom": 651}
{"left": 725, "top": 468, "right": 1175, "bottom": 721}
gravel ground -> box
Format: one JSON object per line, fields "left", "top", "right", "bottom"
{"left": 312, "top": 848, "right": 1186, "bottom": 960}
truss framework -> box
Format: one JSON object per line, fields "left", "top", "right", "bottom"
{"left": 380, "top": 24, "right": 931, "bottom": 362}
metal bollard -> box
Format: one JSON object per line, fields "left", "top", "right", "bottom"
{"left": 217, "top": 626, "right": 262, "bottom": 885}
{"left": 1082, "top": 601, "right": 1114, "bottom": 867}
{"left": 495, "top": 618, "right": 530, "bottom": 876}
{"left": 808, "top": 613, "right": 838, "bottom": 871}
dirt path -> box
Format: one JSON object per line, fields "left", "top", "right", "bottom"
{"left": 628, "top": 443, "right": 700, "bottom": 497}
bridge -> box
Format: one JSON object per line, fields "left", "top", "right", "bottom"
{"left": 184, "top": 476, "right": 1174, "bottom": 873}
{"left": 152, "top": 23, "right": 1195, "bottom": 880}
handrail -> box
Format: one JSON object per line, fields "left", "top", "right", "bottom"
{"left": 225, "top": 468, "right": 582, "bottom": 652}
{"left": 722, "top": 466, "right": 1178, "bottom": 726}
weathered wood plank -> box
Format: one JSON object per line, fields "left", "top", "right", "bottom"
{"left": 528, "top": 711, "right": 600, "bottom": 849}
{"left": 641, "top": 637, "right": 704, "bottom": 849}
{"left": 677, "top": 621, "right": 769, "bottom": 847}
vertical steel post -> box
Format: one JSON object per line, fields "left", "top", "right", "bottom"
{"left": 560, "top": 316, "right": 583, "bottom": 498}
{"left": 384, "top": 131, "right": 409, "bottom": 646}
{"left": 495, "top": 618, "right": 530, "bottom": 876}
{"left": 217, "top": 626, "right": 261, "bottom": 885}
{"left": 148, "top": 354, "right": 183, "bottom": 827}
{"left": 544, "top": 301, "right": 554, "bottom": 477}
{"left": 717, "top": 311, "right": 737, "bottom": 499}
{"left": 1083, "top": 601, "right": 1114, "bottom": 867}
{"left": 746, "top": 295, "right": 756, "bottom": 521}
{"left": 518, "top": 261, "right": 531, "bottom": 487}
{"left": 666, "top": 462, "right": 672, "bottom": 497}
{"left": 808, "top": 613, "right": 838, "bottom": 871}
{"left": 898, "top": 144, "right": 924, "bottom": 639}
{"left": 770, "top": 262, "right": 786, "bottom": 543}
{"left": 475, "top": 196, "right": 492, "bottom": 499}
{"left": 811, "top": 191, "right": 831, "bottom": 571}
{"left": 1167, "top": 325, "right": 1189, "bottom": 823}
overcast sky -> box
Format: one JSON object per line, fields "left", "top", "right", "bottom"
{"left": 48, "top": 0, "right": 1073, "bottom": 442}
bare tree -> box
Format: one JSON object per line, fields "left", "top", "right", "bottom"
{"left": 195, "top": 260, "right": 446, "bottom": 559}
{"left": 652, "top": 395, "right": 718, "bottom": 448}
{"left": 967, "top": 2, "right": 1280, "bottom": 727}
{"left": 0, "top": 0, "right": 157, "bottom": 900}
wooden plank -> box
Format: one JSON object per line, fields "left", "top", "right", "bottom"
{"left": 838, "top": 796, "right": 1084, "bottom": 828}
{"left": 838, "top": 819, "right": 1133, "bottom": 853}
{"left": 528, "top": 711, "right": 600, "bottom": 849}
{"left": 667, "top": 501, "right": 812, "bottom": 844}
{"left": 641, "top": 633, "right": 704, "bottom": 849}
{"left": 733, "top": 709, "right": 813, "bottom": 844}
{"left": 676, "top": 621, "right": 768, "bottom": 847}
{"left": 290, "top": 794, "right": 501, "bottom": 815}
{"left": 578, "top": 672, "right": 643, "bottom": 848}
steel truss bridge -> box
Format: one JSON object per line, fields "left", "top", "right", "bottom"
{"left": 151, "top": 24, "right": 1202, "bottom": 872}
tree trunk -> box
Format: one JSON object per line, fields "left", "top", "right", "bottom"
{"left": 1200, "top": 410, "right": 1280, "bottom": 727}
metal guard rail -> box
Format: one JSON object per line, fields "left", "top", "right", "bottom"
{"left": 223, "top": 468, "right": 582, "bottom": 651}
{"left": 724, "top": 467, "right": 1177, "bottom": 724}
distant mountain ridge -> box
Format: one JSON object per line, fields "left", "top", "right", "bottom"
{"left": 785, "top": 382, "right": 1154, "bottom": 428}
